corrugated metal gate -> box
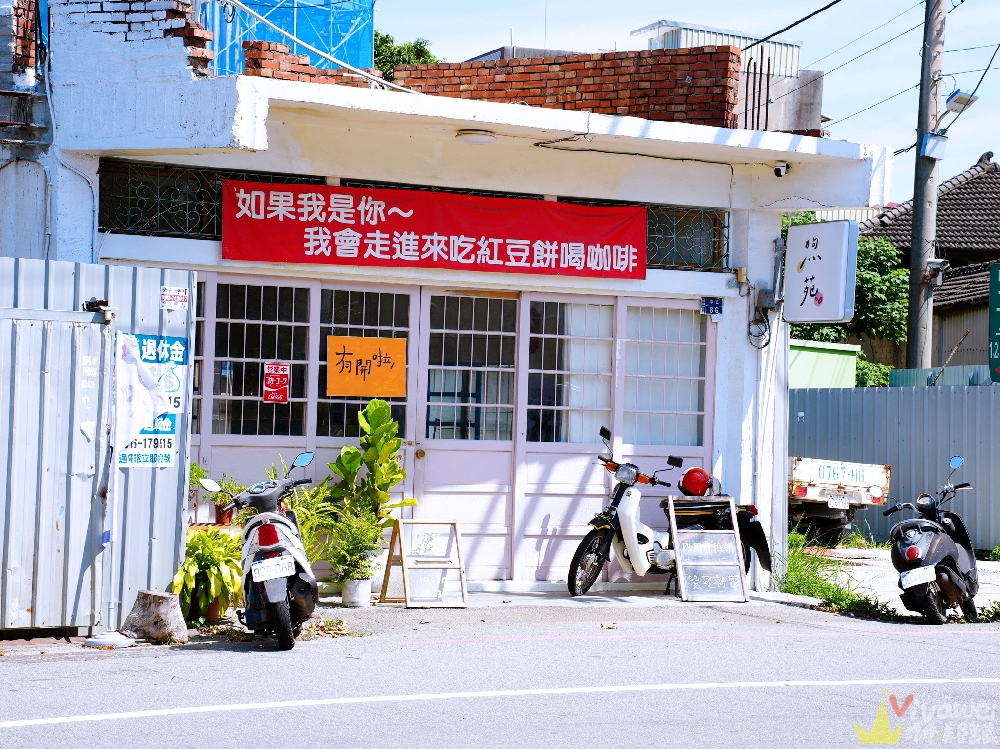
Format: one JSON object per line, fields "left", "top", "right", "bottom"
{"left": 0, "top": 258, "right": 194, "bottom": 632}
{"left": 789, "top": 387, "right": 1000, "bottom": 549}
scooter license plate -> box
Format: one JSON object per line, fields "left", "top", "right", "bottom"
{"left": 826, "top": 496, "right": 850, "bottom": 510}
{"left": 251, "top": 556, "right": 296, "bottom": 582}
{"left": 900, "top": 565, "right": 937, "bottom": 589}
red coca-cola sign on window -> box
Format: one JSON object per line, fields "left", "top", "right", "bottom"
{"left": 263, "top": 362, "right": 290, "bottom": 403}
{"left": 221, "top": 181, "right": 646, "bottom": 279}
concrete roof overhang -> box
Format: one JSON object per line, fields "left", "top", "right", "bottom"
{"left": 242, "top": 77, "right": 880, "bottom": 168}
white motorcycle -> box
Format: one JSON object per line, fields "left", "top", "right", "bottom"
{"left": 199, "top": 451, "right": 318, "bottom": 650}
{"left": 568, "top": 428, "right": 771, "bottom": 596}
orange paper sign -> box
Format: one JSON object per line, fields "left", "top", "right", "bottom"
{"left": 327, "top": 336, "right": 406, "bottom": 397}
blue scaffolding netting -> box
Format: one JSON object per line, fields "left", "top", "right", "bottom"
{"left": 201, "top": 0, "right": 375, "bottom": 76}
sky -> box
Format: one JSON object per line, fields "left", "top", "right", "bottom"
{"left": 373, "top": 0, "right": 1000, "bottom": 205}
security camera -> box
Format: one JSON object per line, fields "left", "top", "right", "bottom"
{"left": 774, "top": 162, "right": 790, "bottom": 178}
{"left": 924, "top": 258, "right": 950, "bottom": 286}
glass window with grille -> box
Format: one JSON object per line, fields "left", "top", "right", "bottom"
{"left": 527, "top": 302, "right": 613, "bottom": 443}
{"left": 426, "top": 295, "right": 516, "bottom": 440}
{"left": 623, "top": 307, "right": 707, "bottom": 446}
{"left": 213, "top": 284, "right": 309, "bottom": 436}
{"left": 192, "top": 281, "right": 205, "bottom": 435}
{"left": 317, "top": 290, "right": 409, "bottom": 437}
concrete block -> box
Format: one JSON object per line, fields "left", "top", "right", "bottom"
{"left": 127, "top": 11, "right": 152, "bottom": 21}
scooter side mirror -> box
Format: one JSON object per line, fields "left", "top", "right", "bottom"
{"left": 950, "top": 455, "right": 964, "bottom": 470}
{"left": 286, "top": 451, "right": 315, "bottom": 476}
{"left": 599, "top": 426, "right": 612, "bottom": 441}
{"left": 199, "top": 478, "right": 222, "bottom": 494}
{"left": 667, "top": 455, "right": 684, "bottom": 468}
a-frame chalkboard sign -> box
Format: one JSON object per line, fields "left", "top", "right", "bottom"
{"left": 665, "top": 496, "right": 750, "bottom": 602}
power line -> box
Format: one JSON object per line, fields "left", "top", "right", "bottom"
{"left": 946, "top": 43, "right": 999, "bottom": 52}
{"left": 826, "top": 83, "right": 919, "bottom": 127}
{"left": 804, "top": 1, "right": 922, "bottom": 68}
{"left": 769, "top": 21, "right": 923, "bottom": 105}
{"left": 761, "top": 0, "right": 968, "bottom": 110}
{"left": 742, "top": 0, "right": 844, "bottom": 53}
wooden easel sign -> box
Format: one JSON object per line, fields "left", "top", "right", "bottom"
{"left": 666, "top": 496, "right": 750, "bottom": 602}
{"left": 379, "top": 519, "right": 468, "bottom": 608}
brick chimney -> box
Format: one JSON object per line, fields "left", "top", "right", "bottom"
{"left": 393, "top": 47, "right": 741, "bottom": 128}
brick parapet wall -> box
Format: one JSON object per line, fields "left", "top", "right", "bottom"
{"left": 242, "top": 41, "right": 383, "bottom": 86}
{"left": 12, "top": 0, "right": 37, "bottom": 72}
{"left": 56, "top": 0, "right": 214, "bottom": 74}
{"left": 394, "top": 47, "right": 741, "bottom": 127}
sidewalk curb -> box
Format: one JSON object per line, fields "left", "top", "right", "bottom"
{"left": 750, "top": 591, "right": 823, "bottom": 610}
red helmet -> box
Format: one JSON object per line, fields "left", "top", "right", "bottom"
{"left": 679, "top": 467, "right": 712, "bottom": 497}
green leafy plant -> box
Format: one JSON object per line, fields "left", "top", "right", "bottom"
{"left": 977, "top": 601, "right": 1000, "bottom": 622}
{"left": 374, "top": 29, "right": 441, "bottom": 82}
{"left": 329, "top": 399, "right": 415, "bottom": 528}
{"left": 856, "top": 355, "right": 892, "bottom": 387}
{"left": 209, "top": 472, "right": 246, "bottom": 506}
{"left": 286, "top": 479, "right": 339, "bottom": 563}
{"left": 189, "top": 461, "right": 209, "bottom": 490}
{"left": 991, "top": 546, "right": 1000, "bottom": 562}
{"left": 776, "top": 531, "right": 898, "bottom": 620}
{"left": 172, "top": 529, "right": 243, "bottom": 623}
{"left": 328, "top": 509, "right": 385, "bottom": 581}
{"left": 837, "top": 530, "right": 890, "bottom": 550}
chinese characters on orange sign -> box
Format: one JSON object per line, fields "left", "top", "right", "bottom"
{"left": 326, "top": 336, "right": 407, "bottom": 397}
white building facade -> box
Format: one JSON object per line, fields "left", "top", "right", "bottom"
{"left": 0, "top": 4, "right": 890, "bottom": 587}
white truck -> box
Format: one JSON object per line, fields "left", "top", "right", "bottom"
{"left": 788, "top": 457, "right": 891, "bottom": 542}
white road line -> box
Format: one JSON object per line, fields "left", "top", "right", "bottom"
{"left": 3, "top": 677, "right": 999, "bottom": 729}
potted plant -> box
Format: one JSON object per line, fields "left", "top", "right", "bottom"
{"left": 210, "top": 473, "right": 245, "bottom": 525}
{"left": 328, "top": 509, "right": 385, "bottom": 607}
{"left": 328, "top": 399, "right": 416, "bottom": 595}
{"left": 172, "top": 528, "right": 242, "bottom": 624}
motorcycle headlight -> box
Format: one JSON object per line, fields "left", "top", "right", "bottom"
{"left": 615, "top": 464, "right": 639, "bottom": 484}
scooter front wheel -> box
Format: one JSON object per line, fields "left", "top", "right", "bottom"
{"left": 961, "top": 598, "right": 978, "bottom": 622}
{"left": 568, "top": 529, "right": 610, "bottom": 597}
{"left": 920, "top": 588, "right": 948, "bottom": 625}
{"left": 268, "top": 598, "right": 296, "bottom": 650}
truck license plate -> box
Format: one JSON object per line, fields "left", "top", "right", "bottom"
{"left": 827, "top": 496, "right": 850, "bottom": 510}
{"left": 251, "top": 556, "right": 295, "bottom": 582}
{"left": 900, "top": 565, "right": 937, "bottom": 589}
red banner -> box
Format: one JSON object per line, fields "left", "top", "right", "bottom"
{"left": 221, "top": 181, "right": 646, "bottom": 279}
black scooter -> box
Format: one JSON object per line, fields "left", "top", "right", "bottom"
{"left": 883, "top": 455, "right": 978, "bottom": 624}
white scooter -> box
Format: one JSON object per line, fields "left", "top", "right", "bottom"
{"left": 568, "top": 428, "right": 771, "bottom": 596}
{"left": 199, "top": 451, "right": 318, "bottom": 650}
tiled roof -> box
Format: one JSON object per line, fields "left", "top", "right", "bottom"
{"left": 933, "top": 260, "right": 993, "bottom": 309}
{"left": 861, "top": 152, "right": 1000, "bottom": 266}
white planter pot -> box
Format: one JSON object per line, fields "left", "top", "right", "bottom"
{"left": 370, "top": 547, "right": 390, "bottom": 593}
{"left": 342, "top": 578, "right": 372, "bottom": 608}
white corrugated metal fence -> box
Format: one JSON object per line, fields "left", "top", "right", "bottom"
{"left": 0, "top": 258, "right": 194, "bottom": 632}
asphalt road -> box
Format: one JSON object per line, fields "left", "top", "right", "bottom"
{"left": 2, "top": 593, "right": 999, "bottom": 749}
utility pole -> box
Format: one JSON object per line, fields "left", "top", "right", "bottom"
{"left": 906, "top": 0, "right": 946, "bottom": 369}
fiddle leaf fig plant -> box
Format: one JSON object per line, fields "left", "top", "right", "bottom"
{"left": 329, "top": 398, "right": 416, "bottom": 528}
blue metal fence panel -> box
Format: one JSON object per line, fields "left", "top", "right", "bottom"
{"left": 889, "top": 365, "right": 993, "bottom": 387}
{"left": 203, "top": 0, "right": 375, "bottom": 77}
{"left": 0, "top": 258, "right": 194, "bottom": 631}
{"left": 789, "top": 387, "right": 1000, "bottom": 549}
